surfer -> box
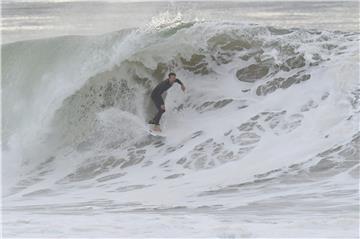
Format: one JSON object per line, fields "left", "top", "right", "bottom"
{"left": 148, "top": 72, "right": 186, "bottom": 131}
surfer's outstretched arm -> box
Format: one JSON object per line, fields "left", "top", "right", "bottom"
{"left": 176, "top": 78, "right": 186, "bottom": 92}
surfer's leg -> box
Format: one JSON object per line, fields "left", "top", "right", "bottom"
{"left": 152, "top": 96, "right": 165, "bottom": 125}
{"left": 149, "top": 95, "right": 160, "bottom": 124}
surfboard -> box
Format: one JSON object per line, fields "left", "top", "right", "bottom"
{"left": 148, "top": 129, "right": 165, "bottom": 137}
{"left": 146, "top": 125, "right": 165, "bottom": 137}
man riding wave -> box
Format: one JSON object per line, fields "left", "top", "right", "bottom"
{"left": 148, "top": 72, "right": 186, "bottom": 131}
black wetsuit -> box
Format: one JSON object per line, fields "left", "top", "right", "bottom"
{"left": 150, "top": 78, "right": 183, "bottom": 125}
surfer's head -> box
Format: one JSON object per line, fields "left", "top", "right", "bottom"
{"left": 168, "top": 72, "right": 176, "bottom": 83}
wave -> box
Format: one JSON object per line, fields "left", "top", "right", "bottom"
{"left": 2, "top": 16, "right": 359, "bottom": 205}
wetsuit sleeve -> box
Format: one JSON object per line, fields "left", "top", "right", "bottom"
{"left": 175, "top": 78, "right": 183, "bottom": 85}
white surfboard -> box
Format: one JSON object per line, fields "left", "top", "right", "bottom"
{"left": 146, "top": 125, "right": 166, "bottom": 137}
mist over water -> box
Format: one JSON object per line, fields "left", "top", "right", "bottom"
{"left": 2, "top": 1, "right": 359, "bottom": 43}
{"left": 1, "top": 1, "right": 359, "bottom": 237}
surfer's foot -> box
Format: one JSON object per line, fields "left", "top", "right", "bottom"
{"left": 153, "top": 125, "right": 161, "bottom": 132}
{"left": 148, "top": 120, "right": 156, "bottom": 125}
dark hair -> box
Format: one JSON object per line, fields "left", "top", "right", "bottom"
{"left": 168, "top": 72, "right": 176, "bottom": 77}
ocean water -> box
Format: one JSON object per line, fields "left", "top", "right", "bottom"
{"left": 1, "top": 1, "right": 360, "bottom": 237}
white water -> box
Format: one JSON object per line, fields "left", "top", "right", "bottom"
{"left": 1, "top": 1, "right": 360, "bottom": 237}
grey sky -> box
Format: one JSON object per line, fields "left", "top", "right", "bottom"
{"left": 3, "top": 0, "right": 357, "bottom": 2}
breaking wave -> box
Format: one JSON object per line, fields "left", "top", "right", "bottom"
{"left": 2, "top": 14, "right": 359, "bottom": 236}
